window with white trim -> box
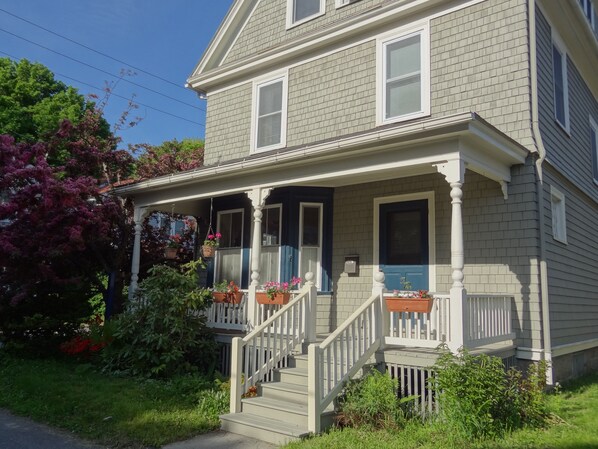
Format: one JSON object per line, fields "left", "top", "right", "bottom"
{"left": 216, "top": 209, "right": 244, "bottom": 283}
{"left": 378, "top": 24, "right": 430, "bottom": 125}
{"left": 550, "top": 186, "right": 567, "bottom": 244}
{"left": 336, "top": 0, "right": 360, "bottom": 8}
{"left": 551, "top": 36, "right": 569, "bottom": 131}
{"left": 252, "top": 74, "right": 287, "bottom": 152}
{"left": 299, "top": 203, "right": 322, "bottom": 288}
{"left": 260, "top": 205, "right": 282, "bottom": 283}
{"left": 578, "top": 0, "right": 596, "bottom": 31}
{"left": 287, "top": 0, "right": 324, "bottom": 28}
{"left": 591, "top": 117, "right": 598, "bottom": 183}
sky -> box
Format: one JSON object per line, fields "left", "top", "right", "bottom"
{"left": 0, "top": 0, "right": 234, "bottom": 148}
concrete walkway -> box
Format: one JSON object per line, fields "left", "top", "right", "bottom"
{"left": 0, "top": 408, "right": 278, "bottom": 449}
{"left": 163, "top": 430, "right": 278, "bottom": 449}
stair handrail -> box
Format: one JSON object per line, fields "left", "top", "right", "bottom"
{"left": 307, "top": 287, "right": 384, "bottom": 433}
{"left": 229, "top": 273, "right": 317, "bottom": 413}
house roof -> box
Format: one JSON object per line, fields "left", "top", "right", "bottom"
{"left": 115, "top": 112, "right": 529, "bottom": 208}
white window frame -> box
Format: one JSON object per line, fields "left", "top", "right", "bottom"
{"left": 250, "top": 71, "right": 288, "bottom": 153}
{"left": 215, "top": 208, "right": 245, "bottom": 283}
{"left": 591, "top": 116, "right": 598, "bottom": 185}
{"left": 376, "top": 21, "right": 430, "bottom": 126}
{"left": 335, "top": 0, "right": 359, "bottom": 8}
{"left": 286, "top": 0, "right": 325, "bottom": 29}
{"left": 258, "top": 204, "right": 283, "bottom": 283}
{"left": 551, "top": 33, "right": 570, "bottom": 133}
{"left": 299, "top": 202, "right": 323, "bottom": 289}
{"left": 550, "top": 186, "right": 567, "bottom": 244}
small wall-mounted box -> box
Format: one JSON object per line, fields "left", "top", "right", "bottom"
{"left": 344, "top": 255, "right": 359, "bottom": 275}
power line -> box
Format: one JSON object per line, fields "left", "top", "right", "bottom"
{"left": 0, "top": 27, "right": 205, "bottom": 112}
{"left": 0, "top": 50, "right": 204, "bottom": 127}
{"left": 0, "top": 6, "right": 191, "bottom": 92}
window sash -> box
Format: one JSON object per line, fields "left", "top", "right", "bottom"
{"left": 215, "top": 210, "right": 244, "bottom": 284}
{"left": 591, "top": 122, "right": 598, "bottom": 181}
{"left": 383, "top": 32, "right": 424, "bottom": 121}
{"left": 257, "top": 80, "right": 283, "bottom": 149}
{"left": 551, "top": 41, "right": 568, "bottom": 130}
{"left": 299, "top": 203, "right": 322, "bottom": 288}
{"left": 293, "top": 0, "right": 321, "bottom": 23}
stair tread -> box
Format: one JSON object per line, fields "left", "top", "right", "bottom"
{"left": 261, "top": 381, "right": 308, "bottom": 394}
{"left": 279, "top": 366, "right": 308, "bottom": 376}
{"left": 242, "top": 395, "right": 307, "bottom": 414}
{"left": 221, "top": 412, "right": 310, "bottom": 437}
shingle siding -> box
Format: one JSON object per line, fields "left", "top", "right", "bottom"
{"left": 430, "top": 0, "right": 534, "bottom": 150}
{"left": 223, "top": 0, "right": 386, "bottom": 65}
{"left": 329, "top": 162, "right": 542, "bottom": 348}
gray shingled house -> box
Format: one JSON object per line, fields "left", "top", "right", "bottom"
{"left": 116, "top": 0, "right": 598, "bottom": 443}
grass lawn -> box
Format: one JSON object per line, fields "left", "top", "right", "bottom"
{"left": 283, "top": 373, "right": 598, "bottom": 449}
{"left": 0, "top": 353, "right": 227, "bottom": 448}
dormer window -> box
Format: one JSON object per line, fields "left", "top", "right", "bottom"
{"left": 287, "top": 0, "right": 325, "bottom": 28}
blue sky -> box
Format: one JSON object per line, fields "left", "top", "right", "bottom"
{"left": 0, "top": 0, "right": 234, "bottom": 147}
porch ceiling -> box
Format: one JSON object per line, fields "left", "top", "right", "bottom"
{"left": 116, "top": 112, "right": 528, "bottom": 209}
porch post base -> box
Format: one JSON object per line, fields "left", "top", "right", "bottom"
{"left": 448, "top": 287, "right": 467, "bottom": 353}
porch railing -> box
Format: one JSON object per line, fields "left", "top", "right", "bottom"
{"left": 466, "top": 294, "right": 515, "bottom": 347}
{"left": 385, "top": 294, "right": 450, "bottom": 348}
{"left": 308, "top": 290, "right": 384, "bottom": 433}
{"left": 229, "top": 274, "right": 317, "bottom": 413}
{"left": 206, "top": 291, "right": 248, "bottom": 331}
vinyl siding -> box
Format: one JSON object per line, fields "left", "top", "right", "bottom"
{"left": 536, "top": 6, "right": 598, "bottom": 204}
{"left": 543, "top": 167, "right": 598, "bottom": 348}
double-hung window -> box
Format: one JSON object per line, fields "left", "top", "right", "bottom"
{"left": 260, "top": 205, "right": 282, "bottom": 283}
{"left": 591, "top": 117, "right": 598, "bottom": 184}
{"left": 299, "top": 203, "right": 322, "bottom": 288}
{"left": 551, "top": 35, "right": 569, "bottom": 132}
{"left": 216, "top": 209, "right": 244, "bottom": 284}
{"left": 550, "top": 186, "right": 567, "bottom": 244}
{"left": 252, "top": 73, "right": 288, "bottom": 152}
{"left": 378, "top": 23, "right": 430, "bottom": 125}
{"left": 578, "top": 0, "right": 596, "bottom": 31}
{"left": 287, "top": 0, "right": 324, "bottom": 28}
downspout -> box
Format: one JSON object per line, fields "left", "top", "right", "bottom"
{"left": 528, "top": 0, "right": 553, "bottom": 384}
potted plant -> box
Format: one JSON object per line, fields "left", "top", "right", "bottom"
{"left": 256, "top": 277, "right": 302, "bottom": 305}
{"left": 202, "top": 232, "right": 221, "bottom": 258}
{"left": 385, "top": 277, "right": 434, "bottom": 313}
{"left": 164, "top": 234, "right": 182, "bottom": 259}
{"left": 212, "top": 280, "right": 243, "bottom": 304}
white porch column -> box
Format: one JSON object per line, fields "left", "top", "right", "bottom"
{"left": 246, "top": 187, "right": 272, "bottom": 329}
{"left": 128, "top": 206, "right": 148, "bottom": 300}
{"left": 436, "top": 160, "right": 467, "bottom": 351}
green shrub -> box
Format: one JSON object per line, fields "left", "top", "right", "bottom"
{"left": 432, "top": 347, "right": 549, "bottom": 440}
{"left": 102, "top": 260, "right": 217, "bottom": 378}
{"left": 337, "top": 368, "right": 416, "bottom": 429}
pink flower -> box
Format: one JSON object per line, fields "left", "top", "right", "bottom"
{"left": 215, "top": 232, "right": 222, "bottom": 238}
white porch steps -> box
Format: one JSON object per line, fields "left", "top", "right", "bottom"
{"left": 220, "top": 353, "right": 336, "bottom": 445}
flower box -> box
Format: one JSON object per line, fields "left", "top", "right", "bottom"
{"left": 256, "top": 292, "right": 291, "bottom": 305}
{"left": 212, "top": 291, "right": 244, "bottom": 304}
{"left": 385, "top": 297, "right": 433, "bottom": 314}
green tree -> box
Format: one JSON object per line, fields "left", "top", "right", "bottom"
{"left": 0, "top": 58, "right": 103, "bottom": 144}
{"left": 135, "top": 138, "right": 204, "bottom": 179}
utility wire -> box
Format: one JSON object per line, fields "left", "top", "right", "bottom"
{"left": 0, "top": 50, "right": 204, "bottom": 127}
{"left": 0, "top": 6, "right": 192, "bottom": 92}
{"left": 0, "top": 27, "right": 204, "bottom": 112}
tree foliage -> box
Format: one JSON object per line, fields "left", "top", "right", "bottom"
{"left": 135, "top": 138, "right": 204, "bottom": 179}
{"left": 0, "top": 58, "right": 105, "bottom": 144}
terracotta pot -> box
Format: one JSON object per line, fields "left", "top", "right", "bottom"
{"left": 164, "top": 247, "right": 178, "bottom": 259}
{"left": 385, "top": 297, "right": 433, "bottom": 313}
{"left": 256, "top": 292, "right": 291, "bottom": 305}
{"left": 228, "top": 291, "right": 244, "bottom": 304}
{"left": 202, "top": 245, "right": 216, "bottom": 258}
